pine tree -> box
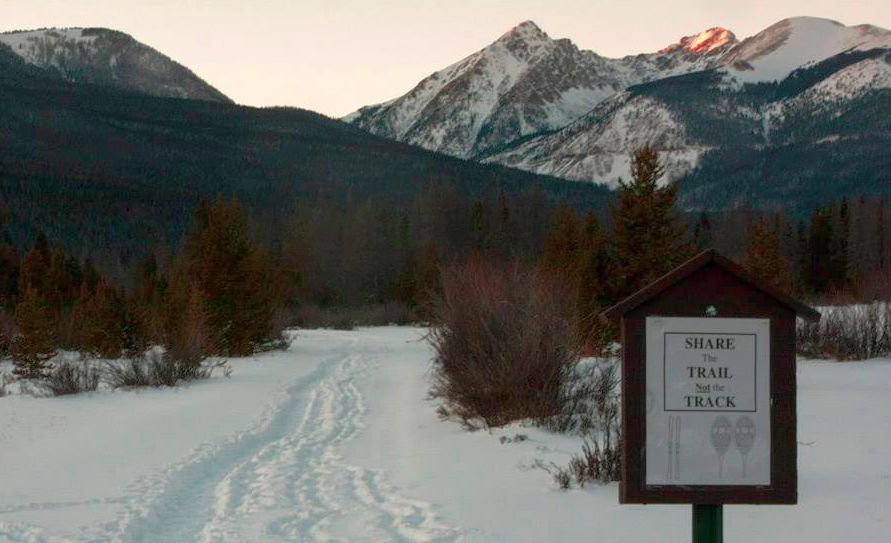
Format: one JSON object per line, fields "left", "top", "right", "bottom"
{"left": 611, "top": 146, "right": 694, "bottom": 301}
{"left": 745, "top": 216, "right": 793, "bottom": 293}
{"left": 878, "top": 197, "right": 886, "bottom": 271}
{"left": 167, "top": 284, "right": 210, "bottom": 368}
{"left": 832, "top": 198, "right": 851, "bottom": 289}
{"left": 575, "top": 212, "right": 612, "bottom": 351}
{"left": 18, "top": 232, "right": 51, "bottom": 295}
{"left": 281, "top": 205, "right": 313, "bottom": 307}
{"left": 693, "top": 211, "right": 713, "bottom": 250}
{"left": 414, "top": 243, "right": 441, "bottom": 309}
{"left": 82, "top": 280, "right": 124, "bottom": 358}
{"left": 12, "top": 287, "right": 56, "bottom": 378}
{"left": 541, "top": 205, "right": 582, "bottom": 274}
{"left": 171, "top": 197, "right": 280, "bottom": 356}
{"left": 0, "top": 210, "right": 17, "bottom": 306}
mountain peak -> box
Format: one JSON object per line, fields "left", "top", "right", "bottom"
{"left": 0, "top": 27, "right": 230, "bottom": 102}
{"left": 499, "top": 20, "right": 549, "bottom": 42}
{"left": 660, "top": 27, "right": 738, "bottom": 55}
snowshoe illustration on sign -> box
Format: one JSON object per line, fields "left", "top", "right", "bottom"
{"left": 735, "top": 416, "right": 756, "bottom": 479}
{"left": 710, "top": 416, "right": 733, "bottom": 479}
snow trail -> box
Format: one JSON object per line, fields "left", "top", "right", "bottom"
{"left": 0, "top": 333, "right": 459, "bottom": 543}
{"left": 113, "top": 334, "right": 458, "bottom": 543}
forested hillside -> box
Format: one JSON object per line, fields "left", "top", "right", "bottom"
{"left": 0, "top": 44, "right": 611, "bottom": 274}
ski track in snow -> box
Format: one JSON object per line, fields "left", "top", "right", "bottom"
{"left": 1, "top": 335, "right": 460, "bottom": 543}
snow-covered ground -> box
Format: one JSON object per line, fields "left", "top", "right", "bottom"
{"left": 0, "top": 327, "right": 889, "bottom": 542}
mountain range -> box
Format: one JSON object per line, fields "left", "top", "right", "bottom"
{"left": 347, "top": 17, "right": 891, "bottom": 211}
{"left": 0, "top": 29, "right": 607, "bottom": 262}
{"left": 1, "top": 15, "right": 890, "bottom": 258}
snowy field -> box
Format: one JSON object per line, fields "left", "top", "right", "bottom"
{"left": 0, "top": 327, "right": 889, "bottom": 542}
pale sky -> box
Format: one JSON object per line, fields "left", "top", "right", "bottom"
{"left": 2, "top": 1, "right": 890, "bottom": 117}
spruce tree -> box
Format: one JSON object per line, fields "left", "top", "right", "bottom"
{"left": 878, "top": 198, "right": 886, "bottom": 271}
{"left": 693, "top": 211, "right": 713, "bottom": 250}
{"left": 541, "top": 205, "right": 582, "bottom": 274}
{"left": 610, "top": 146, "right": 694, "bottom": 301}
{"left": 18, "top": 232, "right": 51, "bottom": 295}
{"left": 12, "top": 287, "right": 56, "bottom": 378}
{"left": 576, "top": 212, "right": 612, "bottom": 352}
{"left": 171, "top": 197, "right": 279, "bottom": 356}
{"left": 745, "top": 216, "right": 793, "bottom": 293}
{"left": 83, "top": 280, "right": 124, "bottom": 358}
{"left": 0, "top": 211, "right": 17, "bottom": 305}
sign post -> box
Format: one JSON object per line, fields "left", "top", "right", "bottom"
{"left": 693, "top": 504, "right": 722, "bottom": 543}
{"left": 603, "top": 250, "right": 820, "bottom": 541}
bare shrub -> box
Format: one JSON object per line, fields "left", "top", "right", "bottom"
{"left": 798, "top": 303, "right": 891, "bottom": 360}
{"left": 105, "top": 351, "right": 225, "bottom": 389}
{"left": 41, "top": 360, "right": 100, "bottom": 396}
{"left": 552, "top": 465, "right": 572, "bottom": 490}
{"left": 105, "top": 356, "right": 153, "bottom": 388}
{"left": 547, "top": 361, "right": 623, "bottom": 487}
{"left": 533, "top": 459, "right": 573, "bottom": 490}
{"left": 426, "top": 259, "right": 580, "bottom": 427}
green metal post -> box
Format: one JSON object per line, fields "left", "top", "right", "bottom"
{"left": 692, "top": 504, "right": 723, "bottom": 543}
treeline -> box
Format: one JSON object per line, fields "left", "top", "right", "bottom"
{"left": 282, "top": 148, "right": 693, "bottom": 342}
{"left": 2, "top": 147, "right": 890, "bottom": 377}
{"left": 700, "top": 195, "right": 891, "bottom": 300}
{"left": 0, "top": 199, "right": 285, "bottom": 378}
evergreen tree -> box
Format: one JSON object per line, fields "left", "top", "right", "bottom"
{"left": 693, "top": 211, "right": 713, "bottom": 250}
{"left": 0, "top": 210, "right": 17, "bottom": 305}
{"left": 575, "top": 212, "right": 612, "bottom": 351}
{"left": 18, "top": 232, "right": 52, "bottom": 295}
{"left": 281, "top": 205, "right": 313, "bottom": 307}
{"left": 832, "top": 198, "right": 851, "bottom": 288}
{"left": 541, "top": 205, "right": 582, "bottom": 274}
{"left": 171, "top": 197, "right": 280, "bottom": 356}
{"left": 12, "top": 287, "right": 56, "bottom": 378}
{"left": 167, "top": 284, "right": 210, "bottom": 368}
{"left": 81, "top": 280, "right": 124, "bottom": 358}
{"left": 610, "top": 146, "right": 694, "bottom": 300}
{"left": 414, "top": 243, "right": 441, "bottom": 310}
{"left": 745, "top": 216, "right": 793, "bottom": 292}
{"left": 878, "top": 197, "right": 886, "bottom": 271}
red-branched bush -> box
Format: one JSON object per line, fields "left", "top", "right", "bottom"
{"left": 426, "top": 259, "right": 580, "bottom": 427}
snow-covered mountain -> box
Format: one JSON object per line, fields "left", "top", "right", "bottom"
{"left": 0, "top": 28, "right": 230, "bottom": 102}
{"left": 346, "top": 21, "right": 737, "bottom": 159}
{"left": 489, "top": 17, "right": 891, "bottom": 190}
{"left": 721, "top": 17, "right": 891, "bottom": 84}
{"left": 348, "top": 17, "right": 891, "bottom": 209}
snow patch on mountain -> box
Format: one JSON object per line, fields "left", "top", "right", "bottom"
{"left": 0, "top": 27, "right": 231, "bottom": 102}
{"left": 803, "top": 55, "right": 891, "bottom": 102}
{"left": 487, "top": 95, "right": 706, "bottom": 186}
{"left": 723, "top": 17, "right": 891, "bottom": 84}
{"left": 0, "top": 28, "right": 98, "bottom": 70}
{"left": 769, "top": 54, "right": 891, "bottom": 127}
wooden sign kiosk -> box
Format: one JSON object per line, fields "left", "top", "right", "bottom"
{"left": 603, "top": 250, "right": 820, "bottom": 542}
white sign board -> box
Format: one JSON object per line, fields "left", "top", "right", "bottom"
{"left": 645, "top": 317, "right": 771, "bottom": 486}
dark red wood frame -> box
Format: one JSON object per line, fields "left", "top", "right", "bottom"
{"left": 603, "top": 250, "right": 819, "bottom": 504}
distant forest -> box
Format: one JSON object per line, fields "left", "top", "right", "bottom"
{"left": 1, "top": 148, "right": 889, "bottom": 377}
